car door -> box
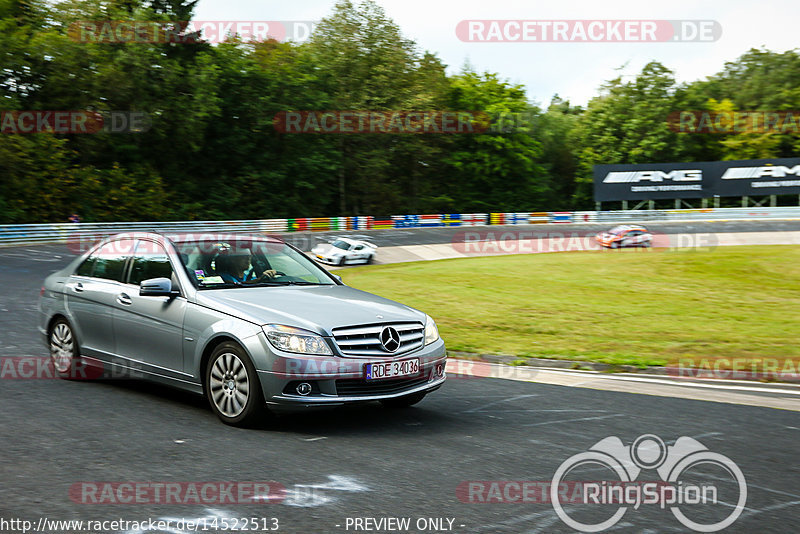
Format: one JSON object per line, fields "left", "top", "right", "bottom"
{"left": 620, "top": 230, "right": 634, "bottom": 246}
{"left": 352, "top": 244, "right": 367, "bottom": 262}
{"left": 65, "top": 238, "right": 135, "bottom": 361}
{"left": 112, "top": 239, "right": 187, "bottom": 376}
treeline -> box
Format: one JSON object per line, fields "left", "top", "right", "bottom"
{"left": 1, "top": 0, "right": 799, "bottom": 223}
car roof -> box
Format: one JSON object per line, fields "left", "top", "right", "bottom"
{"left": 165, "top": 233, "right": 285, "bottom": 245}
{"left": 609, "top": 225, "right": 648, "bottom": 232}
{"left": 97, "top": 232, "right": 286, "bottom": 249}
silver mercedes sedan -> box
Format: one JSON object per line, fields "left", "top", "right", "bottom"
{"left": 38, "top": 233, "right": 446, "bottom": 426}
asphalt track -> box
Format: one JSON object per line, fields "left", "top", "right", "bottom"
{"left": 1, "top": 223, "right": 799, "bottom": 533}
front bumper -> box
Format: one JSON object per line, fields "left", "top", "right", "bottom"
{"left": 312, "top": 253, "right": 341, "bottom": 265}
{"left": 255, "top": 338, "right": 447, "bottom": 407}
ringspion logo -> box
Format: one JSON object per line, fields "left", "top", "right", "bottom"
{"left": 551, "top": 435, "right": 746, "bottom": 532}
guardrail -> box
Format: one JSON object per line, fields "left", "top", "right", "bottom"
{"left": 2, "top": 207, "right": 800, "bottom": 247}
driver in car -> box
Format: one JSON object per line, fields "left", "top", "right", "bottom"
{"left": 216, "top": 249, "right": 278, "bottom": 284}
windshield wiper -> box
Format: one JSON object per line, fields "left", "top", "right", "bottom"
{"left": 198, "top": 282, "right": 238, "bottom": 289}
{"left": 250, "top": 280, "right": 327, "bottom": 287}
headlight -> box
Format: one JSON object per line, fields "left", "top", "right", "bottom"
{"left": 263, "top": 325, "right": 332, "bottom": 355}
{"left": 424, "top": 315, "right": 439, "bottom": 345}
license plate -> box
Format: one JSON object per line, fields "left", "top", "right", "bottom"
{"left": 365, "top": 359, "right": 420, "bottom": 380}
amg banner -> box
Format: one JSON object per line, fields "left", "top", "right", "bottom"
{"left": 594, "top": 157, "right": 800, "bottom": 201}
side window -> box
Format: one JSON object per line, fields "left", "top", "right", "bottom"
{"left": 92, "top": 239, "right": 134, "bottom": 282}
{"left": 75, "top": 255, "right": 96, "bottom": 277}
{"left": 128, "top": 240, "right": 173, "bottom": 286}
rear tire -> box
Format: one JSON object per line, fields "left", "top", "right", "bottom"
{"left": 205, "top": 342, "right": 267, "bottom": 427}
{"left": 49, "top": 319, "right": 81, "bottom": 379}
{"left": 380, "top": 392, "right": 426, "bottom": 409}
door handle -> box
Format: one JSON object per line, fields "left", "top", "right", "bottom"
{"left": 117, "top": 293, "right": 132, "bottom": 306}
{"left": 73, "top": 282, "right": 84, "bottom": 292}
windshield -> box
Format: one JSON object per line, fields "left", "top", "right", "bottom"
{"left": 173, "top": 237, "right": 337, "bottom": 289}
{"left": 608, "top": 226, "right": 627, "bottom": 235}
{"left": 331, "top": 240, "right": 351, "bottom": 250}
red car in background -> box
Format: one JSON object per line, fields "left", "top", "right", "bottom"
{"left": 595, "top": 225, "right": 653, "bottom": 248}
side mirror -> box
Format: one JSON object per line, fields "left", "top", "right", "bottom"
{"left": 140, "top": 277, "right": 179, "bottom": 297}
{"left": 332, "top": 274, "right": 343, "bottom": 284}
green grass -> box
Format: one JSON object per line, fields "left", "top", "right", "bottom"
{"left": 340, "top": 246, "right": 800, "bottom": 368}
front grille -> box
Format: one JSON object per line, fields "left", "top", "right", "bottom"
{"left": 332, "top": 322, "right": 424, "bottom": 357}
{"left": 336, "top": 377, "right": 429, "bottom": 397}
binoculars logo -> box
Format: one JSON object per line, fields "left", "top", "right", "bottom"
{"left": 551, "top": 434, "right": 747, "bottom": 532}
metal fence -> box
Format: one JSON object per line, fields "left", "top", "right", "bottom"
{"left": 2, "top": 207, "right": 799, "bottom": 247}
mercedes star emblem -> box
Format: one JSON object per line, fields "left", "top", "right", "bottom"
{"left": 379, "top": 326, "right": 401, "bottom": 353}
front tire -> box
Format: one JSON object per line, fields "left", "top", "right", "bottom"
{"left": 206, "top": 342, "right": 266, "bottom": 427}
{"left": 380, "top": 392, "right": 426, "bottom": 409}
{"left": 49, "top": 319, "right": 81, "bottom": 379}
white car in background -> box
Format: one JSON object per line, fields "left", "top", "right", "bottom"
{"left": 311, "top": 237, "right": 377, "bottom": 266}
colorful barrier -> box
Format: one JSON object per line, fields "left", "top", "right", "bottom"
{"left": 9, "top": 208, "right": 800, "bottom": 248}
{"left": 372, "top": 217, "right": 395, "bottom": 229}
{"left": 573, "top": 211, "right": 597, "bottom": 223}
{"left": 529, "top": 212, "right": 549, "bottom": 224}
{"left": 420, "top": 214, "right": 443, "bottom": 227}
{"left": 350, "top": 216, "right": 372, "bottom": 230}
{"left": 442, "top": 214, "right": 462, "bottom": 226}
{"left": 505, "top": 212, "right": 530, "bottom": 225}
{"left": 462, "top": 213, "right": 488, "bottom": 226}
{"left": 392, "top": 215, "right": 419, "bottom": 228}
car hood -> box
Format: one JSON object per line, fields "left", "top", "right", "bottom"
{"left": 194, "top": 285, "right": 425, "bottom": 335}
